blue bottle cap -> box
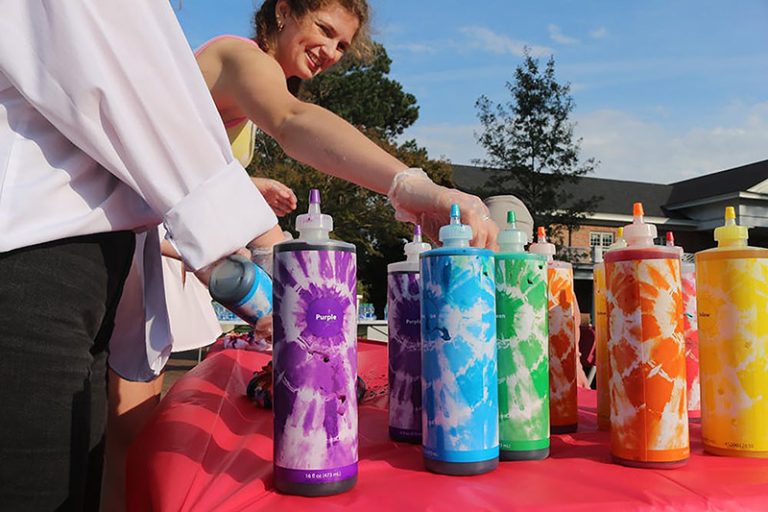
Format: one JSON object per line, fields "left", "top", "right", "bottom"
{"left": 438, "top": 204, "right": 473, "bottom": 248}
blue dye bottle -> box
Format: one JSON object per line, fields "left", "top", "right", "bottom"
{"left": 209, "top": 254, "right": 272, "bottom": 324}
{"left": 420, "top": 204, "right": 499, "bottom": 475}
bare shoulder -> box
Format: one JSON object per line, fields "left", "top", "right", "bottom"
{"left": 218, "top": 39, "right": 285, "bottom": 85}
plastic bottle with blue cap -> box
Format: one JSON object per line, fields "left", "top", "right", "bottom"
{"left": 420, "top": 204, "right": 499, "bottom": 475}
{"left": 208, "top": 256, "right": 273, "bottom": 325}
{"left": 272, "top": 189, "right": 359, "bottom": 496}
{"left": 529, "top": 226, "right": 578, "bottom": 434}
{"left": 386, "top": 225, "right": 431, "bottom": 443}
{"left": 604, "top": 202, "right": 688, "bottom": 468}
{"left": 495, "top": 211, "right": 550, "bottom": 460}
{"left": 695, "top": 206, "right": 768, "bottom": 458}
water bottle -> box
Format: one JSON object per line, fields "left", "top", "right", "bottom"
{"left": 208, "top": 254, "right": 272, "bottom": 324}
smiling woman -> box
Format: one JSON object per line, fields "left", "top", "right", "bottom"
{"left": 254, "top": 0, "right": 374, "bottom": 72}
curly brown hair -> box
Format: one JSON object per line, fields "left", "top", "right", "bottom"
{"left": 253, "top": 0, "right": 374, "bottom": 63}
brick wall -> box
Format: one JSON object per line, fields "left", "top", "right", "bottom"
{"left": 551, "top": 224, "right": 620, "bottom": 248}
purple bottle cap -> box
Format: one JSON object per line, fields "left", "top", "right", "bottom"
{"left": 414, "top": 225, "right": 422, "bottom": 238}
{"left": 309, "top": 189, "right": 321, "bottom": 205}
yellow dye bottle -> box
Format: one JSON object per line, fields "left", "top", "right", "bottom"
{"left": 696, "top": 207, "right": 768, "bottom": 458}
{"left": 594, "top": 228, "right": 627, "bottom": 431}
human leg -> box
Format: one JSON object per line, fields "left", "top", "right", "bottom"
{"left": 0, "top": 232, "right": 134, "bottom": 511}
{"left": 101, "top": 370, "right": 163, "bottom": 512}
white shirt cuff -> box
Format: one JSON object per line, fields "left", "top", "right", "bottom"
{"left": 163, "top": 162, "right": 277, "bottom": 270}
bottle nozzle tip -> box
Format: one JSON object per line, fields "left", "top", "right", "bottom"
{"left": 309, "top": 189, "right": 320, "bottom": 205}
{"left": 506, "top": 211, "right": 516, "bottom": 224}
{"left": 633, "top": 202, "right": 644, "bottom": 218}
{"left": 536, "top": 226, "right": 546, "bottom": 240}
{"left": 725, "top": 206, "right": 736, "bottom": 221}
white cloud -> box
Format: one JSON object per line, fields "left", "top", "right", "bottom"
{"left": 589, "top": 26, "right": 608, "bottom": 39}
{"left": 574, "top": 102, "right": 768, "bottom": 183}
{"left": 388, "top": 42, "right": 437, "bottom": 54}
{"left": 401, "top": 103, "right": 768, "bottom": 184}
{"left": 399, "top": 123, "right": 485, "bottom": 164}
{"left": 459, "top": 26, "right": 553, "bottom": 57}
{"left": 548, "top": 24, "right": 579, "bottom": 45}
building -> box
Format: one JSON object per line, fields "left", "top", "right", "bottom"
{"left": 453, "top": 159, "right": 768, "bottom": 313}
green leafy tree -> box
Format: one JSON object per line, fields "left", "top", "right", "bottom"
{"left": 475, "top": 49, "right": 600, "bottom": 244}
{"left": 250, "top": 44, "right": 449, "bottom": 314}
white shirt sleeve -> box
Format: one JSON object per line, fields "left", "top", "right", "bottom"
{"left": 0, "top": 0, "right": 277, "bottom": 269}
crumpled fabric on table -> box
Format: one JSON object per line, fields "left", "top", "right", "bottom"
{"left": 219, "top": 330, "right": 272, "bottom": 352}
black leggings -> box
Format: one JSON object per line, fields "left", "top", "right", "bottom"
{"left": 0, "top": 231, "right": 134, "bottom": 511}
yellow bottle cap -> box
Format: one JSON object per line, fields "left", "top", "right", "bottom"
{"left": 714, "top": 206, "right": 748, "bottom": 246}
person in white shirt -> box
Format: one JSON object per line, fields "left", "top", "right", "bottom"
{"left": 0, "top": 1, "right": 283, "bottom": 509}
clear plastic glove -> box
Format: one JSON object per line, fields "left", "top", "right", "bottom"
{"left": 251, "top": 177, "right": 297, "bottom": 217}
{"left": 388, "top": 168, "right": 499, "bottom": 249}
{"left": 193, "top": 247, "right": 251, "bottom": 287}
{"left": 249, "top": 231, "right": 293, "bottom": 277}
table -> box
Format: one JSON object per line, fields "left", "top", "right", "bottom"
{"left": 127, "top": 341, "right": 768, "bottom": 511}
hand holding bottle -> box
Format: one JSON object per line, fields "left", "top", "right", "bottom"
{"left": 388, "top": 168, "right": 499, "bottom": 250}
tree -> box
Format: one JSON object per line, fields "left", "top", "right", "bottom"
{"left": 301, "top": 43, "right": 419, "bottom": 141}
{"left": 475, "top": 49, "right": 600, "bottom": 244}
{"left": 249, "top": 44, "right": 450, "bottom": 314}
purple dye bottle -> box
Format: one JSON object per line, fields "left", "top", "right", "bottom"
{"left": 272, "top": 189, "right": 358, "bottom": 496}
{"left": 387, "top": 225, "right": 431, "bottom": 443}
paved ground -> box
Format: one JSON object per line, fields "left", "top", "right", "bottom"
{"left": 161, "top": 350, "right": 205, "bottom": 397}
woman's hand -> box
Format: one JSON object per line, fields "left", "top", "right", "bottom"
{"left": 251, "top": 177, "right": 297, "bottom": 217}
{"left": 388, "top": 168, "right": 499, "bottom": 249}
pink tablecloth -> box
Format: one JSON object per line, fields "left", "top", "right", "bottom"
{"left": 127, "top": 341, "right": 768, "bottom": 511}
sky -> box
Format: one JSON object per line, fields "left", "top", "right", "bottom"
{"left": 173, "top": 0, "right": 768, "bottom": 184}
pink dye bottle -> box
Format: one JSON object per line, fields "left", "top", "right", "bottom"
{"left": 666, "top": 232, "right": 700, "bottom": 418}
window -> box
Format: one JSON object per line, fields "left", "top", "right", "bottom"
{"left": 590, "top": 232, "right": 615, "bottom": 247}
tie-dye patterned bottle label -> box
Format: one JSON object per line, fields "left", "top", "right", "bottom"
{"left": 681, "top": 269, "right": 700, "bottom": 416}
{"left": 496, "top": 254, "right": 550, "bottom": 453}
{"left": 605, "top": 251, "right": 689, "bottom": 466}
{"left": 387, "top": 271, "right": 422, "bottom": 441}
{"left": 594, "top": 263, "right": 610, "bottom": 430}
{"left": 547, "top": 264, "right": 578, "bottom": 432}
{"left": 696, "top": 251, "right": 768, "bottom": 456}
{"left": 272, "top": 244, "right": 358, "bottom": 484}
{"left": 421, "top": 251, "right": 499, "bottom": 463}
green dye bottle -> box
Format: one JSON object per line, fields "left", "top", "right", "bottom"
{"left": 495, "top": 211, "right": 550, "bottom": 461}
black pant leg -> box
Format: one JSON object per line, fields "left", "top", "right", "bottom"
{"left": 0, "top": 231, "right": 134, "bottom": 511}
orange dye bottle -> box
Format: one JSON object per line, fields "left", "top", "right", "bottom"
{"left": 605, "top": 203, "right": 688, "bottom": 468}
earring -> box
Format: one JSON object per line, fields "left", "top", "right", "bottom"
{"left": 276, "top": 17, "right": 284, "bottom": 31}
